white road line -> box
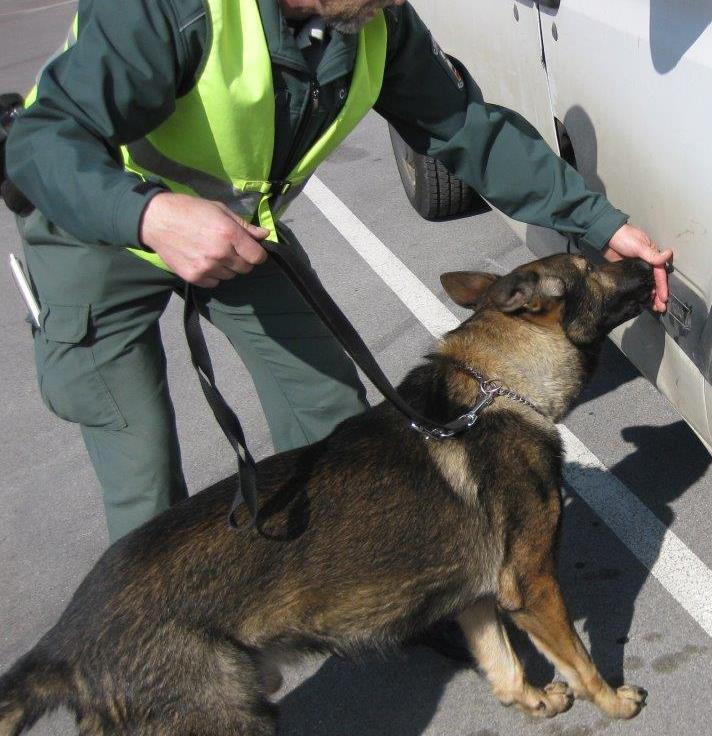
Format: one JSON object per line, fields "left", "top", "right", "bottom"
{"left": 564, "top": 433, "right": 712, "bottom": 637}
{"left": 304, "top": 175, "right": 712, "bottom": 639}
{"left": 0, "top": 1, "right": 75, "bottom": 20}
{"left": 304, "top": 177, "right": 456, "bottom": 338}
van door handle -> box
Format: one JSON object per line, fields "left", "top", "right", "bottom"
{"left": 538, "top": 0, "right": 561, "bottom": 8}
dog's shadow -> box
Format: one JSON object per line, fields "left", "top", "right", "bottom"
{"left": 277, "top": 649, "right": 464, "bottom": 736}
{"left": 560, "top": 420, "right": 710, "bottom": 685}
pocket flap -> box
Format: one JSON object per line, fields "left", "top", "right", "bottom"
{"left": 42, "top": 304, "right": 90, "bottom": 344}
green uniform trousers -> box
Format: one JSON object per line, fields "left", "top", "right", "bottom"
{"left": 19, "top": 211, "right": 368, "bottom": 542}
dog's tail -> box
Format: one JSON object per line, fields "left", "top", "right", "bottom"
{"left": 0, "top": 647, "right": 71, "bottom": 736}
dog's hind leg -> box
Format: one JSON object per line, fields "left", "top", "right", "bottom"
{"left": 183, "top": 637, "right": 277, "bottom": 736}
{"left": 132, "top": 634, "right": 278, "bottom": 736}
{"left": 508, "top": 571, "right": 647, "bottom": 720}
{"left": 457, "top": 598, "right": 573, "bottom": 718}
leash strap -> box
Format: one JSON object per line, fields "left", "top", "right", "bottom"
{"left": 183, "top": 286, "right": 259, "bottom": 529}
{"left": 260, "top": 233, "right": 480, "bottom": 436}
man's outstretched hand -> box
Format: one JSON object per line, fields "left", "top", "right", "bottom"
{"left": 603, "top": 224, "right": 672, "bottom": 313}
{"left": 140, "top": 192, "right": 270, "bottom": 288}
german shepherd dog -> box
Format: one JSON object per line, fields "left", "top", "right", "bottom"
{"left": 0, "top": 253, "right": 653, "bottom": 735}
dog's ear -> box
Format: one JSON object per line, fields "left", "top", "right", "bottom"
{"left": 540, "top": 275, "right": 566, "bottom": 299}
{"left": 489, "top": 271, "right": 539, "bottom": 312}
{"left": 440, "top": 271, "right": 498, "bottom": 308}
{"left": 490, "top": 272, "right": 567, "bottom": 313}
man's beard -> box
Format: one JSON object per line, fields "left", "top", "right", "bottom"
{"left": 327, "top": 17, "right": 369, "bottom": 34}
{"left": 326, "top": 1, "right": 388, "bottom": 35}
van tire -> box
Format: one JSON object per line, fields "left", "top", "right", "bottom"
{"left": 388, "top": 124, "right": 476, "bottom": 220}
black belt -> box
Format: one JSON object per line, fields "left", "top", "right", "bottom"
{"left": 184, "top": 232, "right": 484, "bottom": 533}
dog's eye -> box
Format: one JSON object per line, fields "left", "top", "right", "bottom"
{"left": 585, "top": 263, "right": 594, "bottom": 274}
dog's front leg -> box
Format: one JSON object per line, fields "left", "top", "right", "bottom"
{"left": 457, "top": 598, "right": 573, "bottom": 718}
{"left": 509, "top": 573, "right": 647, "bottom": 719}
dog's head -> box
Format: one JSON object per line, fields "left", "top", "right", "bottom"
{"left": 441, "top": 253, "right": 654, "bottom": 346}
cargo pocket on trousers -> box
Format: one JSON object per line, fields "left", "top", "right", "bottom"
{"left": 35, "top": 303, "right": 128, "bottom": 430}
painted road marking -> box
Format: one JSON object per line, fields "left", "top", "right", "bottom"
{"left": 304, "top": 174, "right": 712, "bottom": 639}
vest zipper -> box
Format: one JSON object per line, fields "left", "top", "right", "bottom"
{"left": 311, "top": 83, "right": 320, "bottom": 111}
{"left": 279, "top": 78, "right": 321, "bottom": 181}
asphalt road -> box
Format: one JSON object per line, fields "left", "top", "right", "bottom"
{"left": 1, "top": 2, "right": 711, "bottom": 736}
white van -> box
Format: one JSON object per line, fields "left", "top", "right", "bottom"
{"left": 390, "top": 0, "right": 712, "bottom": 451}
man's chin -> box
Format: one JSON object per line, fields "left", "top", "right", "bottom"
{"left": 327, "top": 18, "right": 367, "bottom": 34}
{"left": 327, "top": 11, "right": 375, "bottom": 35}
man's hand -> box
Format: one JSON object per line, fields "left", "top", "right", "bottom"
{"left": 139, "top": 192, "right": 270, "bottom": 288}
{"left": 602, "top": 224, "right": 672, "bottom": 313}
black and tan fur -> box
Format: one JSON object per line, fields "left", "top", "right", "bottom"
{"left": 0, "top": 254, "right": 653, "bottom": 735}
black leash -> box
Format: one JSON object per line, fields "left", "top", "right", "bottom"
{"left": 183, "top": 230, "right": 499, "bottom": 533}
{"left": 183, "top": 288, "right": 259, "bottom": 528}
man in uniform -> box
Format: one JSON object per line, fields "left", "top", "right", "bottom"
{"left": 5, "top": 0, "right": 672, "bottom": 542}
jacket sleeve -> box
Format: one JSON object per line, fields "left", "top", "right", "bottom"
{"left": 5, "top": 0, "right": 205, "bottom": 248}
{"left": 374, "top": 4, "right": 628, "bottom": 250}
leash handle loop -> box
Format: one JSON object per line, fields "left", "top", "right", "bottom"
{"left": 182, "top": 285, "right": 260, "bottom": 530}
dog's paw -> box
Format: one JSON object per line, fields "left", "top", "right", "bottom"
{"left": 597, "top": 684, "right": 647, "bottom": 719}
{"left": 614, "top": 684, "right": 647, "bottom": 719}
{"left": 512, "top": 681, "right": 575, "bottom": 719}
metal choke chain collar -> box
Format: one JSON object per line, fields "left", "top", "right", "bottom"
{"left": 411, "top": 356, "right": 545, "bottom": 440}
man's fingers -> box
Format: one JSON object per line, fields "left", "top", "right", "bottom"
{"left": 217, "top": 210, "right": 269, "bottom": 265}
{"left": 192, "top": 265, "right": 235, "bottom": 284}
{"left": 605, "top": 225, "right": 672, "bottom": 314}
{"left": 216, "top": 203, "right": 271, "bottom": 240}
{"left": 653, "top": 293, "right": 667, "bottom": 313}
{"left": 143, "top": 195, "right": 273, "bottom": 287}
{"left": 193, "top": 276, "right": 220, "bottom": 289}
{"left": 646, "top": 247, "right": 671, "bottom": 310}
{"left": 653, "top": 263, "right": 669, "bottom": 306}
{"left": 246, "top": 223, "right": 270, "bottom": 240}
{"left": 233, "top": 236, "right": 268, "bottom": 266}
{"left": 212, "top": 264, "right": 239, "bottom": 280}
{"left": 227, "top": 257, "right": 259, "bottom": 275}
{"left": 647, "top": 248, "right": 673, "bottom": 266}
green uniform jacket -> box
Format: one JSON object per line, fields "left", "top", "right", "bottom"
{"left": 6, "top": 0, "right": 627, "bottom": 251}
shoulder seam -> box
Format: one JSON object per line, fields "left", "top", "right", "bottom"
{"left": 179, "top": 9, "right": 206, "bottom": 33}
{"left": 383, "top": 5, "right": 401, "bottom": 65}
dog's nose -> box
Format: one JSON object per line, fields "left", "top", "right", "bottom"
{"left": 628, "top": 258, "right": 655, "bottom": 285}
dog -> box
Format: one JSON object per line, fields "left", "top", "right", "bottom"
{"left": 0, "top": 253, "right": 653, "bottom": 736}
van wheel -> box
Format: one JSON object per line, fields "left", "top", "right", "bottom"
{"left": 388, "top": 124, "right": 477, "bottom": 220}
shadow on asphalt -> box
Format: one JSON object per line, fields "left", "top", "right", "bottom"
{"left": 560, "top": 422, "right": 710, "bottom": 687}
{"left": 496, "top": 421, "right": 711, "bottom": 698}
{"left": 278, "top": 648, "right": 464, "bottom": 736}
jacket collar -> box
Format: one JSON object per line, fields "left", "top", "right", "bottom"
{"left": 256, "top": 0, "right": 358, "bottom": 83}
